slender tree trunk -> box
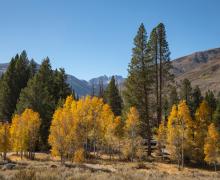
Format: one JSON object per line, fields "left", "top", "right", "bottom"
{"left": 214, "top": 162, "right": 216, "bottom": 172}
{"left": 181, "top": 121, "right": 184, "bottom": 169}
{"left": 178, "top": 157, "right": 180, "bottom": 171}
{"left": 131, "top": 132, "right": 134, "bottom": 162}
{"left": 159, "top": 43, "right": 162, "bottom": 126}
{"left": 118, "top": 140, "right": 121, "bottom": 160}
{"left": 140, "top": 46, "right": 152, "bottom": 156}
{"left": 3, "top": 151, "right": 6, "bottom": 161}
{"left": 155, "top": 46, "right": 159, "bottom": 127}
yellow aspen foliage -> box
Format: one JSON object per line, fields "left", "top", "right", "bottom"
{"left": 112, "top": 116, "right": 124, "bottom": 159}
{"left": 125, "top": 107, "right": 140, "bottom": 135}
{"left": 49, "top": 95, "right": 116, "bottom": 163}
{"left": 0, "top": 122, "right": 11, "bottom": 160}
{"left": 87, "top": 96, "right": 104, "bottom": 152}
{"left": 10, "top": 109, "right": 41, "bottom": 159}
{"left": 10, "top": 115, "right": 24, "bottom": 153}
{"left": 73, "top": 148, "right": 85, "bottom": 163}
{"left": 21, "top": 109, "right": 41, "bottom": 156}
{"left": 101, "top": 104, "right": 115, "bottom": 148}
{"left": 157, "top": 120, "right": 166, "bottom": 156}
{"left": 113, "top": 116, "right": 124, "bottom": 139}
{"left": 177, "top": 100, "right": 193, "bottom": 159}
{"left": 49, "top": 107, "right": 74, "bottom": 163}
{"left": 193, "top": 100, "right": 211, "bottom": 162}
{"left": 167, "top": 104, "right": 181, "bottom": 163}
{"left": 204, "top": 123, "right": 219, "bottom": 171}
{"left": 195, "top": 100, "right": 211, "bottom": 127}
{"left": 123, "top": 107, "right": 145, "bottom": 161}
{"left": 166, "top": 101, "right": 192, "bottom": 169}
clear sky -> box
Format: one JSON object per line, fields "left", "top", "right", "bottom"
{"left": 0, "top": 0, "right": 220, "bottom": 80}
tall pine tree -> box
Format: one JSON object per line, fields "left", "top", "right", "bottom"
{"left": 0, "top": 51, "right": 31, "bottom": 122}
{"left": 148, "top": 23, "right": 173, "bottom": 126}
{"left": 124, "top": 23, "right": 153, "bottom": 155}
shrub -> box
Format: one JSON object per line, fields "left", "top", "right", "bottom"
{"left": 12, "top": 169, "right": 37, "bottom": 180}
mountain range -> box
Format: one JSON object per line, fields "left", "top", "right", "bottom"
{"left": 0, "top": 61, "right": 124, "bottom": 96}
{"left": 1, "top": 47, "right": 220, "bottom": 96}
{"left": 172, "top": 47, "right": 220, "bottom": 95}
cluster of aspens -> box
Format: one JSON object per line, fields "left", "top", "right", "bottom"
{"left": 0, "top": 109, "right": 41, "bottom": 160}
{"left": 49, "top": 95, "right": 145, "bottom": 164}
{"left": 0, "top": 95, "right": 144, "bottom": 163}
{"left": 157, "top": 100, "right": 220, "bottom": 171}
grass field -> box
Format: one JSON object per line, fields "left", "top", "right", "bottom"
{"left": 0, "top": 153, "right": 219, "bottom": 180}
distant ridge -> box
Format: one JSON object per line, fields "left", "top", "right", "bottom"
{"left": 0, "top": 62, "right": 124, "bottom": 97}
{"left": 172, "top": 47, "right": 220, "bottom": 94}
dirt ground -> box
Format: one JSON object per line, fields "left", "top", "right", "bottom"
{"left": 0, "top": 153, "right": 219, "bottom": 180}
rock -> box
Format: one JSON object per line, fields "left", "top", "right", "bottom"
{"left": 50, "top": 164, "right": 57, "bottom": 168}
{"left": 2, "top": 163, "right": 16, "bottom": 170}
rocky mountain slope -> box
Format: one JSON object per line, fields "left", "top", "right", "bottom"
{"left": 172, "top": 47, "right": 220, "bottom": 94}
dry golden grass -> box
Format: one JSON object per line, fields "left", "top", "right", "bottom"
{"left": 0, "top": 153, "right": 219, "bottom": 180}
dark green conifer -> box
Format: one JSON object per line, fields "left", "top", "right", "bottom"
{"left": 124, "top": 23, "right": 153, "bottom": 155}
{"left": 105, "top": 76, "right": 122, "bottom": 116}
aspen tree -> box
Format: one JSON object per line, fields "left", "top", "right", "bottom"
{"left": 11, "top": 109, "right": 41, "bottom": 159}
{"left": 166, "top": 101, "right": 192, "bottom": 169}
{"left": 193, "top": 100, "right": 211, "bottom": 162}
{"left": 49, "top": 96, "right": 74, "bottom": 164}
{"left": 123, "top": 107, "right": 145, "bottom": 161}
{"left": 167, "top": 104, "right": 182, "bottom": 169}
{"left": 157, "top": 120, "right": 166, "bottom": 158}
{"left": 0, "top": 122, "right": 10, "bottom": 160}
{"left": 204, "top": 123, "right": 219, "bottom": 171}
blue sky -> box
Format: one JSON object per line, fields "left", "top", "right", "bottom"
{"left": 0, "top": 0, "right": 220, "bottom": 80}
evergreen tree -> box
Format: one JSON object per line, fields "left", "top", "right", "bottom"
{"left": 98, "top": 79, "right": 104, "bottom": 99}
{"left": 169, "top": 86, "right": 179, "bottom": 107}
{"left": 124, "top": 23, "right": 153, "bottom": 155}
{"left": 29, "top": 59, "right": 38, "bottom": 78}
{"left": 148, "top": 23, "right": 173, "bottom": 126}
{"left": 180, "top": 78, "right": 192, "bottom": 105}
{"left": 16, "top": 58, "right": 55, "bottom": 150}
{"left": 0, "top": 51, "right": 31, "bottom": 122}
{"left": 163, "top": 96, "right": 169, "bottom": 121}
{"left": 53, "top": 68, "right": 72, "bottom": 104}
{"left": 191, "top": 86, "right": 203, "bottom": 116}
{"left": 205, "top": 90, "right": 217, "bottom": 121}
{"left": 105, "top": 76, "right": 122, "bottom": 116}
{"left": 213, "top": 101, "right": 220, "bottom": 130}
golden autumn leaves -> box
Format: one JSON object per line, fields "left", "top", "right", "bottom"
{"left": 158, "top": 100, "right": 220, "bottom": 170}
{"left": 48, "top": 96, "right": 141, "bottom": 163}
{"left": 0, "top": 95, "right": 141, "bottom": 163}
{"left": 0, "top": 109, "right": 41, "bottom": 160}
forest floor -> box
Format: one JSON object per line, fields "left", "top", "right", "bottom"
{"left": 0, "top": 153, "right": 219, "bottom": 180}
